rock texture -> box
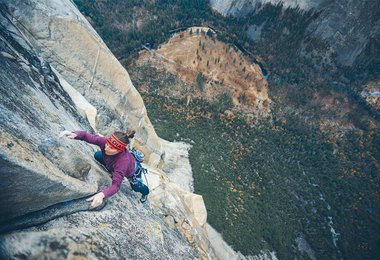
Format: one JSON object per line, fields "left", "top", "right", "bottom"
{"left": 209, "top": 0, "right": 325, "bottom": 17}
{"left": 0, "top": 7, "right": 103, "bottom": 221}
{"left": 2, "top": 0, "right": 161, "bottom": 158}
{"left": 305, "top": 0, "right": 380, "bottom": 67}
{"left": 210, "top": 0, "right": 380, "bottom": 69}
{"left": 0, "top": 191, "right": 199, "bottom": 259}
{"left": 0, "top": 0, "right": 243, "bottom": 259}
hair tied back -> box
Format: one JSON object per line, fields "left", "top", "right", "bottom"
{"left": 126, "top": 129, "right": 135, "bottom": 139}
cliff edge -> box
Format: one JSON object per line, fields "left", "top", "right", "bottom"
{"left": 0, "top": 0, "right": 243, "bottom": 259}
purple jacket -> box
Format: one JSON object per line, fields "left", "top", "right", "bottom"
{"left": 74, "top": 131, "right": 136, "bottom": 198}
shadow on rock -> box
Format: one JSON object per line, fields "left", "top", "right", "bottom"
{"left": 0, "top": 193, "right": 107, "bottom": 234}
{"left": 38, "top": 138, "right": 91, "bottom": 181}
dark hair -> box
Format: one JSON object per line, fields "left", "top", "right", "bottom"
{"left": 114, "top": 129, "right": 135, "bottom": 144}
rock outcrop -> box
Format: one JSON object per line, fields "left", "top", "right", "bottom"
{"left": 0, "top": 0, "right": 241, "bottom": 258}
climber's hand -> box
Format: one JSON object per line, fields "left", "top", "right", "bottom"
{"left": 86, "top": 192, "right": 105, "bottom": 209}
{"left": 59, "top": 130, "right": 77, "bottom": 139}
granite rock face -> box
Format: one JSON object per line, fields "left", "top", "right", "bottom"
{"left": 2, "top": 0, "right": 161, "bottom": 158}
{"left": 210, "top": 0, "right": 380, "bottom": 70}
{"left": 304, "top": 0, "right": 380, "bottom": 67}
{"left": 209, "top": 0, "right": 326, "bottom": 17}
{"left": 0, "top": 8, "right": 102, "bottom": 222}
{"left": 0, "top": 0, "right": 243, "bottom": 259}
{"left": 0, "top": 192, "right": 200, "bottom": 259}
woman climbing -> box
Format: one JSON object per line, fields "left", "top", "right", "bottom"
{"left": 59, "top": 129, "right": 149, "bottom": 208}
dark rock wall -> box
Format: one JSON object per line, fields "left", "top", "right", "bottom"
{"left": 210, "top": 0, "right": 380, "bottom": 78}
{"left": 304, "top": 0, "right": 380, "bottom": 69}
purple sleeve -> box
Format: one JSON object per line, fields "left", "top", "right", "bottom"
{"left": 101, "top": 154, "right": 135, "bottom": 198}
{"left": 74, "top": 131, "right": 106, "bottom": 148}
{"left": 101, "top": 167, "right": 126, "bottom": 198}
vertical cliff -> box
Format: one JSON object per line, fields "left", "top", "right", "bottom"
{"left": 2, "top": 0, "right": 162, "bottom": 157}
{"left": 0, "top": 0, "right": 244, "bottom": 258}
{"left": 209, "top": 0, "right": 326, "bottom": 17}
{"left": 210, "top": 0, "right": 380, "bottom": 77}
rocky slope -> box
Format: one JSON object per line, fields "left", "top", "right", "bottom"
{"left": 210, "top": 0, "right": 380, "bottom": 72}
{"left": 0, "top": 1, "right": 242, "bottom": 258}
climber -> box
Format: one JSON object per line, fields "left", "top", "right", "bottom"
{"left": 59, "top": 130, "right": 149, "bottom": 208}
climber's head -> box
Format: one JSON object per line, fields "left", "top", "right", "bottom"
{"left": 105, "top": 130, "right": 135, "bottom": 155}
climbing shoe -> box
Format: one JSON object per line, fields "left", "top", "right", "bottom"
{"left": 140, "top": 194, "right": 148, "bottom": 203}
